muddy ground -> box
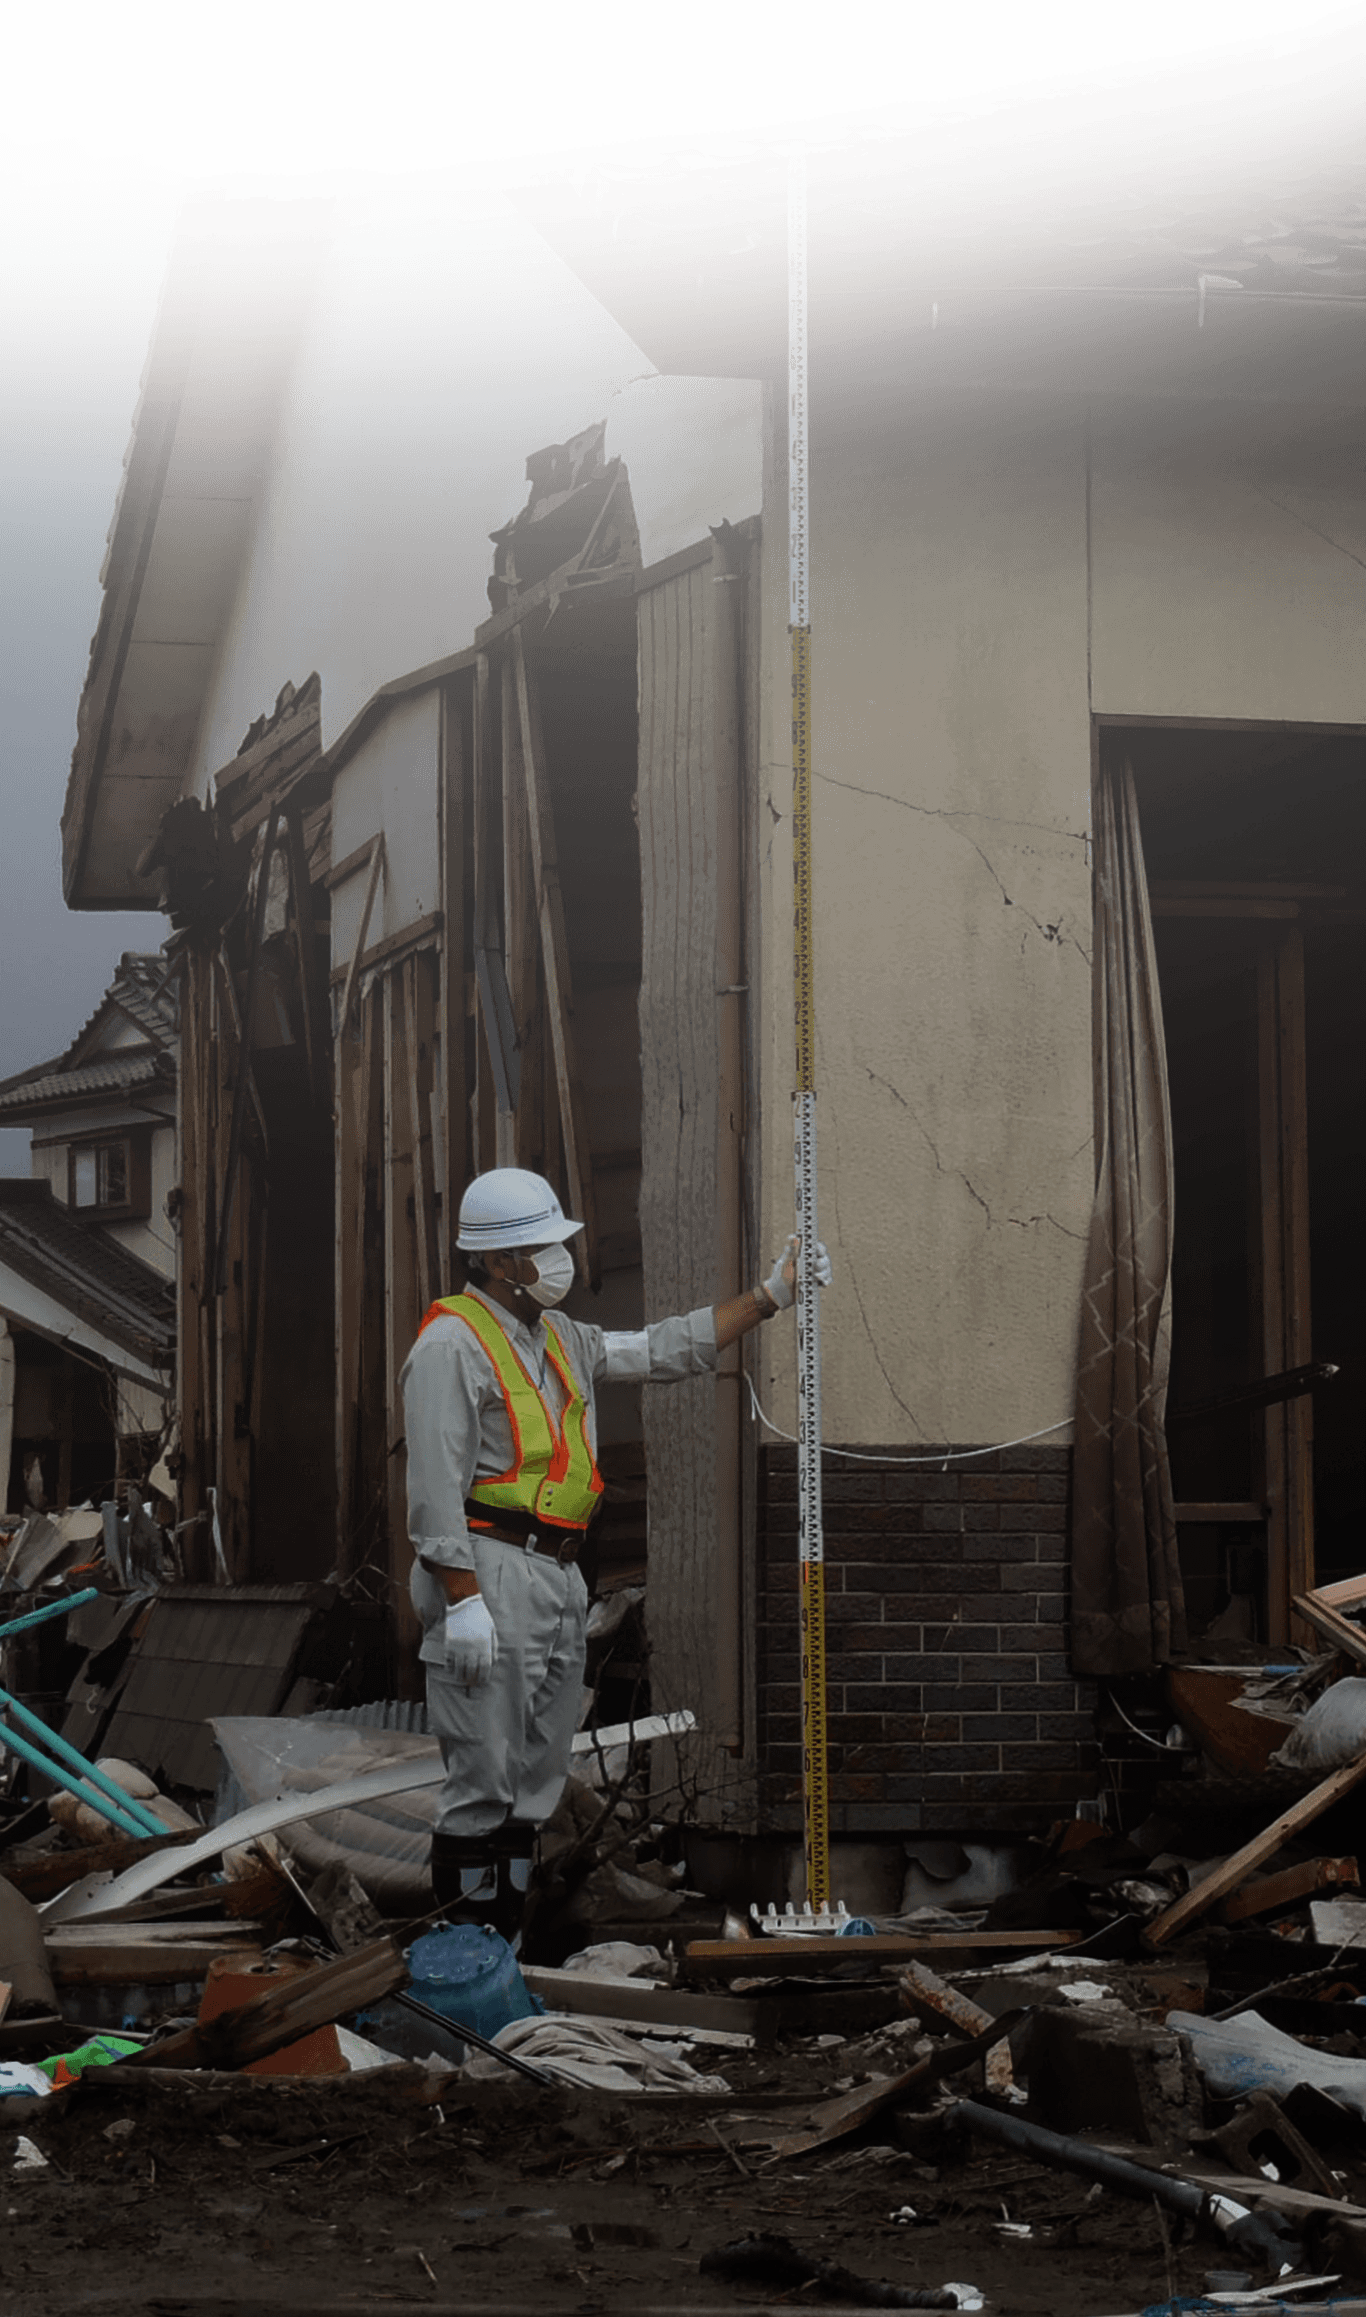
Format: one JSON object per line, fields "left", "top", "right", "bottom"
{"left": 1, "top": 2053, "right": 1278, "bottom": 2317}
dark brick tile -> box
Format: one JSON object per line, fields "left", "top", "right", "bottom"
{"left": 1001, "top": 1561, "right": 1050, "bottom": 1593}
{"left": 961, "top": 1474, "right": 1038, "bottom": 1502}
{"left": 882, "top": 1471, "right": 962, "bottom": 1502}
{"left": 923, "top": 1623, "right": 998, "bottom": 1654}
{"left": 830, "top": 1714, "right": 890, "bottom": 1744}
{"left": 969, "top": 1654, "right": 1041, "bottom": 1683}
{"left": 1000, "top": 1446, "right": 1070, "bottom": 1473}
{"left": 1038, "top": 1653, "right": 1075, "bottom": 1680}
{"left": 960, "top": 1504, "right": 1003, "bottom": 1532}
{"left": 840, "top": 1625, "right": 894, "bottom": 1652}
{"left": 962, "top": 1713, "right": 1038, "bottom": 1742}
{"left": 1038, "top": 1711, "right": 1095, "bottom": 1741}
{"left": 821, "top": 1472, "right": 887, "bottom": 1504}
{"left": 920, "top": 1683, "right": 997, "bottom": 1712}
{"left": 997, "top": 1624, "right": 1053, "bottom": 1653}
{"left": 826, "top": 1593, "right": 890, "bottom": 1624}
{"left": 1036, "top": 1595, "right": 1067, "bottom": 1623}
{"left": 879, "top": 1708, "right": 930, "bottom": 1740}
{"left": 1006, "top": 1741, "right": 1094, "bottom": 1769}
{"left": 830, "top": 1774, "right": 886, "bottom": 1802}
{"left": 964, "top": 1534, "right": 1036, "bottom": 1563}
{"left": 883, "top": 1653, "right": 961, "bottom": 1683}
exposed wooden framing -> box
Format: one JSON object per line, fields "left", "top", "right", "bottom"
{"left": 508, "top": 626, "right": 600, "bottom": 1282}
{"left": 471, "top": 653, "right": 502, "bottom": 1175}
{"left": 214, "top": 808, "right": 279, "bottom": 1298}
{"left": 1258, "top": 928, "right": 1314, "bottom": 1642}
{"left": 404, "top": 952, "right": 438, "bottom": 1318}
{"left": 328, "top": 910, "right": 442, "bottom": 988}
{"left": 336, "top": 835, "right": 386, "bottom": 1039}
{"left": 282, "top": 801, "right": 326, "bottom": 1107}
{"left": 1145, "top": 1753, "right": 1366, "bottom": 1949}
{"left": 1292, "top": 1584, "right": 1366, "bottom": 1669}
{"left": 501, "top": 654, "right": 541, "bottom": 1171}
{"left": 438, "top": 681, "right": 468, "bottom": 1286}
{"left": 175, "top": 946, "right": 209, "bottom": 1566}
{"left": 1173, "top": 1502, "right": 1266, "bottom": 1523}
{"left": 711, "top": 523, "right": 746, "bottom": 1754}
{"left": 382, "top": 966, "right": 422, "bottom": 1689}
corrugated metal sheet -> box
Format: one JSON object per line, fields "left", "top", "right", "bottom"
{"left": 102, "top": 1587, "right": 326, "bottom": 1790}
{"left": 309, "top": 1700, "right": 431, "bottom": 1734}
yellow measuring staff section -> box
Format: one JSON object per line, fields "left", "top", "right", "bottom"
{"left": 800, "top": 1555, "right": 831, "bottom": 1907}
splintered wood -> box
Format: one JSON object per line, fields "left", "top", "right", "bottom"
{"left": 899, "top": 1960, "right": 1016, "bottom": 2097}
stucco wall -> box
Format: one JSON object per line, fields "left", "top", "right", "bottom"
{"left": 756, "top": 395, "right": 1095, "bottom": 1449}
{"left": 1090, "top": 393, "right": 1366, "bottom": 723}
{"left": 189, "top": 189, "right": 656, "bottom": 780}
{"left": 329, "top": 690, "right": 442, "bottom": 961}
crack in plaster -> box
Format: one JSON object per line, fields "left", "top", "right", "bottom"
{"left": 820, "top": 1040, "right": 926, "bottom": 1437}
{"left": 818, "top": 770, "right": 1092, "bottom": 964}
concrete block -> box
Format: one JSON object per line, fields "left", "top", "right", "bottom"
{"left": 1021, "top": 1997, "right": 1204, "bottom": 2145}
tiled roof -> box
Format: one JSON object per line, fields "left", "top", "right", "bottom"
{"left": 0, "top": 1051, "right": 171, "bottom": 1117}
{"left": 0, "top": 953, "right": 178, "bottom": 1120}
{"left": 0, "top": 1181, "right": 174, "bottom": 1366}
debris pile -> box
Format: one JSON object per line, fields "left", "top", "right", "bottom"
{"left": 6, "top": 1580, "right": 1366, "bottom": 2309}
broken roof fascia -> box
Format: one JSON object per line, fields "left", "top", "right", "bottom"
{"left": 502, "top": 15, "right": 1366, "bottom": 377}
{"left": 61, "top": 200, "right": 333, "bottom": 914}
{"left": 0, "top": 1183, "right": 174, "bottom": 1378}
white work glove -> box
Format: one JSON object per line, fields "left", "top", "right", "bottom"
{"left": 764, "top": 1233, "right": 833, "bottom": 1311}
{"left": 443, "top": 1595, "right": 498, "bottom": 1689}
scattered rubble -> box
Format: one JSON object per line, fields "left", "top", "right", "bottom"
{"left": 7, "top": 1571, "right": 1366, "bottom": 2309}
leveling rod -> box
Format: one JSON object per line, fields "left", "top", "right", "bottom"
{"left": 789, "top": 152, "right": 831, "bottom": 1913}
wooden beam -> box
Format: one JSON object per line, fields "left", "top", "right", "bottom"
{"left": 1292, "top": 1589, "right": 1366, "bottom": 1668}
{"left": 682, "top": 1932, "right": 1082, "bottom": 1979}
{"left": 405, "top": 952, "right": 437, "bottom": 1318}
{"left": 283, "top": 801, "right": 325, "bottom": 1108}
{"left": 336, "top": 836, "right": 386, "bottom": 1039}
{"left": 501, "top": 655, "right": 540, "bottom": 1171}
{"left": 1143, "top": 1753, "right": 1366, "bottom": 1950}
{"left": 1222, "top": 1855, "right": 1358, "bottom": 1924}
{"left": 123, "top": 1938, "right": 405, "bottom": 2071}
{"left": 213, "top": 808, "right": 279, "bottom": 1298}
{"left": 438, "top": 681, "right": 468, "bottom": 1288}
{"left": 508, "top": 627, "right": 599, "bottom": 1283}
{"left": 1258, "top": 927, "right": 1315, "bottom": 1645}
{"left": 329, "top": 910, "right": 441, "bottom": 989}
{"left": 382, "top": 968, "right": 422, "bottom": 1693}
{"left": 471, "top": 653, "right": 501, "bottom": 1177}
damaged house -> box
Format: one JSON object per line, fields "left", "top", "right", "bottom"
{"left": 55, "top": 158, "right": 1365, "bottom": 1864}
{"left": 0, "top": 952, "right": 175, "bottom": 1528}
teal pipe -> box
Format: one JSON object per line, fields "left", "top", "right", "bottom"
{"left": 0, "top": 1717, "right": 156, "bottom": 1840}
{"left": 0, "top": 1688, "right": 165, "bottom": 1837}
{"left": 0, "top": 1586, "right": 100, "bottom": 1642}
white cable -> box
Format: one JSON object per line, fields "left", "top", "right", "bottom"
{"left": 744, "top": 1373, "right": 1070, "bottom": 1466}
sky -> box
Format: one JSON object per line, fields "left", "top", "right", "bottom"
{"left": 0, "top": 182, "right": 177, "bottom": 1163}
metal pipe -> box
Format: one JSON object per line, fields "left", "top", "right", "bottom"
{"left": 0, "top": 1718, "right": 156, "bottom": 1840}
{"left": 0, "top": 1687, "right": 166, "bottom": 1837}
{"left": 0, "top": 1585, "right": 100, "bottom": 1643}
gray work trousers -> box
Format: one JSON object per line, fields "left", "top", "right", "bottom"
{"left": 425, "top": 1534, "right": 587, "bottom": 1839}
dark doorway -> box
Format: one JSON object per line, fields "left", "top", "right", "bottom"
{"left": 1123, "top": 727, "right": 1366, "bottom": 1644}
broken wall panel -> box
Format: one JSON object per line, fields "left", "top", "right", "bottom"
{"left": 637, "top": 539, "right": 750, "bottom": 1815}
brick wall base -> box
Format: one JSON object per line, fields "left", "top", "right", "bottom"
{"left": 756, "top": 1444, "right": 1100, "bottom": 1833}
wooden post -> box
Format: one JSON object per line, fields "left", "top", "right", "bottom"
{"left": 405, "top": 951, "right": 438, "bottom": 1319}
{"left": 471, "top": 653, "right": 502, "bottom": 1175}
{"left": 500, "top": 654, "right": 543, "bottom": 1173}
{"left": 176, "top": 946, "right": 209, "bottom": 1564}
{"left": 283, "top": 801, "right": 327, "bottom": 1110}
{"left": 1258, "top": 927, "right": 1314, "bottom": 1642}
{"left": 438, "top": 681, "right": 468, "bottom": 1286}
{"left": 508, "top": 626, "right": 600, "bottom": 1281}
{"left": 711, "top": 524, "right": 746, "bottom": 1755}
{"left": 382, "top": 967, "right": 422, "bottom": 1693}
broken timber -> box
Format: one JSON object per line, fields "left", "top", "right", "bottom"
{"left": 1144, "top": 1750, "right": 1366, "bottom": 1949}
{"left": 682, "top": 1932, "right": 1080, "bottom": 1980}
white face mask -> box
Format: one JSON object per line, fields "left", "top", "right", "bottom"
{"left": 521, "top": 1241, "right": 576, "bottom": 1308}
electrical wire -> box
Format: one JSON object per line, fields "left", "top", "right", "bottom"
{"left": 744, "top": 1372, "right": 1070, "bottom": 1466}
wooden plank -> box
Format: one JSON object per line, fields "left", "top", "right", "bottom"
{"left": 283, "top": 800, "right": 327, "bottom": 1110}
{"left": 329, "top": 909, "right": 442, "bottom": 988}
{"left": 383, "top": 967, "right": 422, "bottom": 1691}
{"left": 404, "top": 952, "right": 437, "bottom": 1317}
{"left": 682, "top": 1932, "right": 1081, "bottom": 1979}
{"left": 326, "top": 836, "right": 386, "bottom": 892}
{"left": 336, "top": 835, "right": 386, "bottom": 1038}
{"left": 508, "top": 626, "right": 600, "bottom": 1283}
{"left": 710, "top": 521, "right": 745, "bottom": 1756}
{"left": 124, "top": 1937, "right": 405, "bottom": 2070}
{"left": 1172, "top": 1502, "right": 1266, "bottom": 1523}
{"left": 438, "top": 680, "right": 468, "bottom": 1285}
{"left": 1311, "top": 1572, "right": 1366, "bottom": 1609}
{"left": 1221, "top": 1855, "right": 1358, "bottom": 1924}
{"left": 1143, "top": 1752, "right": 1366, "bottom": 1950}
{"left": 1292, "top": 1590, "right": 1366, "bottom": 1668}
{"left": 471, "top": 652, "right": 500, "bottom": 1175}
{"left": 501, "top": 653, "right": 540, "bottom": 1171}
{"left": 49, "top": 1939, "right": 260, "bottom": 1986}
{"left": 519, "top": 1966, "right": 770, "bottom": 2042}
{"left": 898, "top": 1961, "right": 1015, "bottom": 2095}
{"left": 175, "top": 948, "right": 208, "bottom": 1569}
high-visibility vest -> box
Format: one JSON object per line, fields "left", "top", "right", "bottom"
{"left": 417, "top": 1293, "right": 604, "bottom": 1532}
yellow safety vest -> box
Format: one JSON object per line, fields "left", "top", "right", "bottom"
{"left": 418, "top": 1293, "right": 604, "bottom": 1532}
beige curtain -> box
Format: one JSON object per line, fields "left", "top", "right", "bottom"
{"left": 1071, "top": 758, "right": 1187, "bottom": 1676}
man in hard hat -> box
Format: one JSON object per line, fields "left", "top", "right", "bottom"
{"left": 401, "top": 1164, "right": 830, "bottom": 1938}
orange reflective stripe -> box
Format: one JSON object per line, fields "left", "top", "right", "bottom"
{"left": 416, "top": 1294, "right": 601, "bottom": 1529}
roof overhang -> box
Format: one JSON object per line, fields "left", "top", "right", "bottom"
{"left": 62, "top": 199, "right": 331, "bottom": 912}
{"left": 0, "top": 1259, "right": 167, "bottom": 1390}
{"left": 509, "top": 22, "right": 1366, "bottom": 377}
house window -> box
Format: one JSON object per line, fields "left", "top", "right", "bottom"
{"left": 67, "top": 1134, "right": 148, "bottom": 1219}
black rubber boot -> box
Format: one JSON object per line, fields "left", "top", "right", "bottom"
{"left": 429, "top": 1832, "right": 499, "bottom": 1927}
{"left": 490, "top": 1820, "right": 537, "bottom": 1949}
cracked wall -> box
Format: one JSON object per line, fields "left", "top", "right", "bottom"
{"left": 754, "top": 392, "right": 1095, "bottom": 1451}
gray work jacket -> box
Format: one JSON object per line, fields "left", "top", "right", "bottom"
{"left": 400, "top": 1288, "right": 718, "bottom": 1662}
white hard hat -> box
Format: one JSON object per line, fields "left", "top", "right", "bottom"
{"left": 456, "top": 1167, "right": 582, "bottom": 1253}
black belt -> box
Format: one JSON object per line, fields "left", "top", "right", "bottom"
{"left": 465, "top": 1504, "right": 585, "bottom": 1564}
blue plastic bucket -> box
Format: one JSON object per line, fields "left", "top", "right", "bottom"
{"left": 406, "top": 1924, "right": 540, "bottom": 2044}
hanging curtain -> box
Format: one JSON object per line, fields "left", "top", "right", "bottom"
{"left": 1071, "top": 757, "right": 1187, "bottom": 1676}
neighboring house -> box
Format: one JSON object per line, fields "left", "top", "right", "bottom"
{"left": 57, "top": 151, "right": 1366, "bottom": 1842}
{"left": 0, "top": 955, "right": 176, "bottom": 1513}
